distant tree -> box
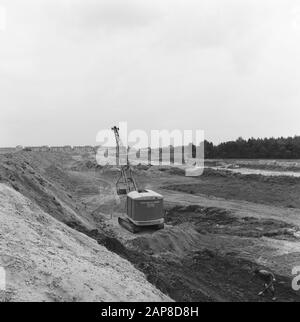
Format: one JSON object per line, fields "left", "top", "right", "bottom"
{"left": 195, "top": 135, "right": 300, "bottom": 159}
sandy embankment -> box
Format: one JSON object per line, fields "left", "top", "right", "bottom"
{"left": 0, "top": 183, "right": 171, "bottom": 302}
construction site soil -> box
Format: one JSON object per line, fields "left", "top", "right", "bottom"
{"left": 1, "top": 151, "right": 300, "bottom": 302}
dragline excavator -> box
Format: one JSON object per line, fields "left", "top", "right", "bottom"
{"left": 111, "top": 126, "right": 164, "bottom": 233}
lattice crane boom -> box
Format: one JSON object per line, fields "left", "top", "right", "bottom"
{"left": 111, "top": 126, "right": 138, "bottom": 195}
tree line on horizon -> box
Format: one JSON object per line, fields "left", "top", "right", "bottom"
{"left": 194, "top": 136, "right": 300, "bottom": 159}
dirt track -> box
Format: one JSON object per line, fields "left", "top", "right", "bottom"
{"left": 1, "top": 151, "right": 300, "bottom": 302}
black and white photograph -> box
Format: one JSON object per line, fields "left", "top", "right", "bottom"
{"left": 0, "top": 0, "right": 300, "bottom": 307}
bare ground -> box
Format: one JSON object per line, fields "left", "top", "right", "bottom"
{"left": 0, "top": 183, "right": 170, "bottom": 302}
{"left": 1, "top": 151, "right": 300, "bottom": 302}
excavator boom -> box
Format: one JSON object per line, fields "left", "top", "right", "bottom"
{"left": 111, "top": 126, "right": 137, "bottom": 194}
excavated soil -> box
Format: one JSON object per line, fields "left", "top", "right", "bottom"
{"left": 164, "top": 169, "right": 300, "bottom": 209}
{"left": 1, "top": 151, "right": 300, "bottom": 302}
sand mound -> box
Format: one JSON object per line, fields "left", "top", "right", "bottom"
{"left": 0, "top": 183, "right": 171, "bottom": 302}
{"left": 129, "top": 224, "right": 201, "bottom": 256}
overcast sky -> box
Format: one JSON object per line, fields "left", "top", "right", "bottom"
{"left": 1, "top": 0, "right": 300, "bottom": 147}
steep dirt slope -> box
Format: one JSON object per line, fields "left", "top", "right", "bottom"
{"left": 0, "top": 152, "right": 92, "bottom": 227}
{"left": 0, "top": 183, "right": 171, "bottom": 302}
{"left": 1, "top": 152, "right": 299, "bottom": 302}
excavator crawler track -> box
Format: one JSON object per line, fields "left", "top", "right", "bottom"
{"left": 118, "top": 217, "right": 164, "bottom": 234}
{"left": 118, "top": 217, "right": 141, "bottom": 233}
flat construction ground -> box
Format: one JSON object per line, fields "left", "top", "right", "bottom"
{"left": 1, "top": 151, "right": 300, "bottom": 302}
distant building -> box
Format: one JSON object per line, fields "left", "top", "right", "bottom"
{"left": 50, "top": 146, "right": 72, "bottom": 152}
{"left": 63, "top": 145, "right": 72, "bottom": 152}
{"left": 50, "top": 146, "right": 64, "bottom": 152}
{"left": 0, "top": 147, "right": 17, "bottom": 154}
{"left": 23, "top": 146, "right": 49, "bottom": 152}
{"left": 29, "top": 146, "right": 42, "bottom": 152}
{"left": 73, "top": 146, "right": 94, "bottom": 152}
{"left": 40, "top": 146, "right": 50, "bottom": 152}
